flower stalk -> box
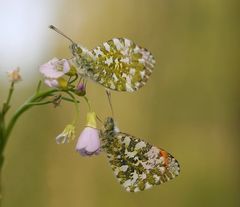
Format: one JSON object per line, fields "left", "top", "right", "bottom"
{"left": 0, "top": 67, "right": 82, "bottom": 206}
{"left": 3, "top": 88, "right": 59, "bottom": 143}
{"left": 0, "top": 57, "right": 94, "bottom": 206}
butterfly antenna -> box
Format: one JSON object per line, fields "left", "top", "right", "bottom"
{"left": 49, "top": 25, "right": 75, "bottom": 44}
{"left": 96, "top": 115, "right": 103, "bottom": 124}
{"left": 105, "top": 89, "right": 114, "bottom": 118}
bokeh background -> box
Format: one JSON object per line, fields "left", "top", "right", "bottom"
{"left": 0, "top": 0, "right": 239, "bottom": 206}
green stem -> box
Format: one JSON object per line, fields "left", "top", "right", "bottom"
{"left": 65, "top": 91, "right": 79, "bottom": 125}
{"left": 83, "top": 96, "right": 92, "bottom": 111}
{"left": 26, "top": 101, "right": 53, "bottom": 106}
{"left": 36, "top": 80, "right": 42, "bottom": 93}
{"left": 2, "top": 82, "right": 14, "bottom": 115}
{"left": 0, "top": 82, "right": 15, "bottom": 166}
{"left": 3, "top": 88, "right": 59, "bottom": 148}
{"left": 0, "top": 82, "right": 16, "bottom": 206}
{"left": 62, "top": 96, "right": 80, "bottom": 103}
{"left": 69, "top": 74, "right": 78, "bottom": 84}
{"left": 0, "top": 113, "right": 4, "bottom": 164}
{"left": 0, "top": 112, "right": 4, "bottom": 142}
{"left": 5, "top": 82, "right": 14, "bottom": 109}
{"left": 0, "top": 83, "right": 80, "bottom": 206}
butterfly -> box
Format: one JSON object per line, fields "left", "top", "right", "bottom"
{"left": 100, "top": 117, "right": 180, "bottom": 192}
{"left": 49, "top": 25, "right": 155, "bottom": 92}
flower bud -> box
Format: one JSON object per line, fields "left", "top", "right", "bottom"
{"left": 7, "top": 67, "right": 21, "bottom": 82}
{"left": 75, "top": 83, "right": 86, "bottom": 96}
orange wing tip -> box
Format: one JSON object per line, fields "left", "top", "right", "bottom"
{"left": 160, "top": 150, "right": 169, "bottom": 166}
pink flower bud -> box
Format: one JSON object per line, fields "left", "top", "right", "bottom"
{"left": 75, "top": 83, "right": 86, "bottom": 96}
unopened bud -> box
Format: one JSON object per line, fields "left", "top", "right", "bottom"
{"left": 7, "top": 67, "right": 21, "bottom": 82}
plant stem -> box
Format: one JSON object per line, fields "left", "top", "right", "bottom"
{"left": 5, "top": 82, "right": 14, "bottom": 107}
{"left": 65, "top": 91, "right": 79, "bottom": 125}
{"left": 0, "top": 169, "right": 2, "bottom": 207}
{"left": 0, "top": 113, "right": 4, "bottom": 152}
{"left": 0, "top": 86, "right": 78, "bottom": 206}
{"left": 2, "top": 82, "right": 14, "bottom": 115}
{"left": 3, "top": 88, "right": 59, "bottom": 145}
{"left": 0, "top": 82, "right": 15, "bottom": 207}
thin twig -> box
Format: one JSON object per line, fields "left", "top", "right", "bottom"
{"left": 36, "top": 80, "right": 42, "bottom": 93}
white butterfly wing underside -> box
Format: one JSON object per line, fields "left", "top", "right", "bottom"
{"left": 101, "top": 132, "right": 180, "bottom": 192}
{"left": 90, "top": 38, "right": 155, "bottom": 92}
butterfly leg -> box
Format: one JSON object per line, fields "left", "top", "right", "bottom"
{"left": 105, "top": 89, "right": 114, "bottom": 117}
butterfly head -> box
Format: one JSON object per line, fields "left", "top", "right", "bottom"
{"left": 103, "top": 117, "right": 120, "bottom": 133}
{"left": 70, "top": 43, "right": 84, "bottom": 56}
{"left": 48, "top": 25, "right": 89, "bottom": 58}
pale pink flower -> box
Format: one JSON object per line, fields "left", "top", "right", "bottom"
{"left": 76, "top": 127, "right": 100, "bottom": 156}
{"left": 39, "top": 58, "right": 70, "bottom": 79}
{"left": 76, "top": 112, "right": 100, "bottom": 156}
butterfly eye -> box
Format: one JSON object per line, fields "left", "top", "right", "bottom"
{"left": 70, "top": 43, "right": 83, "bottom": 56}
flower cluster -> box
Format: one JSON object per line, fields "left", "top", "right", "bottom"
{"left": 39, "top": 58, "right": 86, "bottom": 95}
{"left": 39, "top": 58, "right": 99, "bottom": 156}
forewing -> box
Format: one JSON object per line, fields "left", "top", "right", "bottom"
{"left": 102, "top": 132, "right": 180, "bottom": 192}
{"left": 90, "top": 38, "right": 155, "bottom": 92}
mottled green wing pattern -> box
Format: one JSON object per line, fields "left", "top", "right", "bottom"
{"left": 90, "top": 38, "right": 155, "bottom": 92}
{"left": 101, "top": 132, "right": 180, "bottom": 192}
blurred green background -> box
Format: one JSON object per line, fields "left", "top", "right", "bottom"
{"left": 0, "top": 0, "right": 239, "bottom": 206}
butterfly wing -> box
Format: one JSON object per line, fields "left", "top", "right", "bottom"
{"left": 90, "top": 38, "right": 155, "bottom": 92}
{"left": 101, "top": 132, "right": 180, "bottom": 192}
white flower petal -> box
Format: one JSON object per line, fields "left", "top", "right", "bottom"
{"left": 44, "top": 79, "right": 59, "bottom": 88}
{"left": 56, "top": 124, "right": 75, "bottom": 144}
